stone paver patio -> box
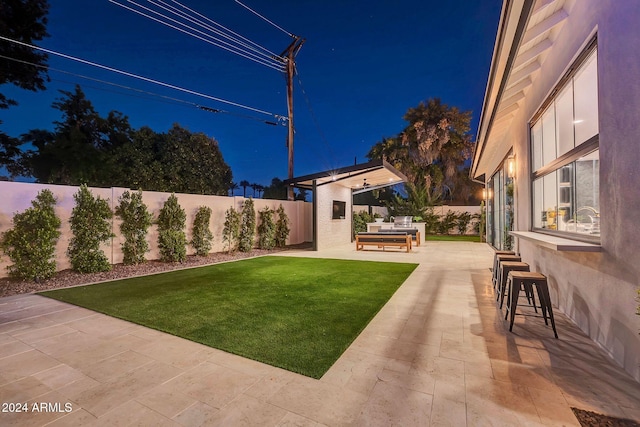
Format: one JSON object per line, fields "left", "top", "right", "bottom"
{"left": 1, "top": 241, "right": 639, "bottom": 426}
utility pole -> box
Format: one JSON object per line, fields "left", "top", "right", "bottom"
{"left": 280, "top": 36, "right": 305, "bottom": 201}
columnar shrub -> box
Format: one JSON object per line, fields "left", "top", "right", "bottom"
{"left": 67, "top": 185, "right": 114, "bottom": 273}
{"left": 157, "top": 194, "right": 187, "bottom": 262}
{"left": 115, "top": 190, "right": 153, "bottom": 265}
{"left": 238, "top": 198, "right": 256, "bottom": 252}
{"left": 438, "top": 210, "right": 458, "bottom": 235}
{"left": 0, "top": 189, "right": 61, "bottom": 281}
{"left": 258, "top": 207, "right": 276, "bottom": 249}
{"left": 191, "top": 206, "right": 213, "bottom": 256}
{"left": 456, "top": 212, "right": 472, "bottom": 235}
{"left": 275, "top": 204, "right": 290, "bottom": 247}
{"left": 352, "top": 211, "right": 373, "bottom": 237}
{"left": 222, "top": 207, "right": 240, "bottom": 253}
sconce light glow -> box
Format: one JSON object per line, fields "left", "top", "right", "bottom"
{"left": 507, "top": 155, "right": 515, "bottom": 178}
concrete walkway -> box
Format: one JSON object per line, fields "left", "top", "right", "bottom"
{"left": 0, "top": 242, "right": 638, "bottom": 426}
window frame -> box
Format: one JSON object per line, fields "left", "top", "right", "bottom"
{"left": 529, "top": 37, "right": 600, "bottom": 244}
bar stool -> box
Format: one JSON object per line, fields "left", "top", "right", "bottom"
{"left": 496, "top": 261, "right": 531, "bottom": 309}
{"left": 491, "top": 251, "right": 515, "bottom": 285}
{"left": 492, "top": 254, "right": 520, "bottom": 291}
{"left": 505, "top": 271, "right": 558, "bottom": 338}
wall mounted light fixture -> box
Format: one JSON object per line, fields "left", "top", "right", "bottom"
{"left": 507, "top": 154, "right": 515, "bottom": 178}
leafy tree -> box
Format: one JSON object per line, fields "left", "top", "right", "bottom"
{"left": 67, "top": 185, "right": 114, "bottom": 273}
{"left": 238, "top": 198, "right": 256, "bottom": 252}
{"left": 0, "top": 0, "right": 50, "bottom": 110}
{"left": 275, "top": 204, "right": 290, "bottom": 247}
{"left": 239, "top": 180, "right": 250, "bottom": 198}
{"left": 367, "top": 98, "right": 481, "bottom": 204}
{"left": 191, "top": 205, "right": 213, "bottom": 256}
{"left": 0, "top": 189, "right": 60, "bottom": 280}
{"left": 263, "top": 177, "right": 287, "bottom": 200}
{"left": 18, "top": 85, "right": 108, "bottom": 184}
{"left": 15, "top": 87, "right": 233, "bottom": 194}
{"left": 295, "top": 188, "right": 309, "bottom": 202}
{"left": 115, "top": 190, "right": 153, "bottom": 265}
{"left": 159, "top": 124, "right": 232, "bottom": 195}
{"left": 353, "top": 211, "right": 373, "bottom": 238}
{"left": 222, "top": 207, "right": 240, "bottom": 253}
{"left": 257, "top": 207, "right": 276, "bottom": 249}
{"left": 385, "top": 181, "right": 437, "bottom": 219}
{"left": 157, "top": 194, "right": 187, "bottom": 262}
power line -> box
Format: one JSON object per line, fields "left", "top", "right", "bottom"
{"left": 234, "top": 0, "right": 295, "bottom": 38}
{"left": 0, "top": 35, "right": 285, "bottom": 119}
{"left": 296, "top": 72, "right": 337, "bottom": 165}
{"left": 156, "top": 0, "right": 282, "bottom": 61}
{"left": 0, "top": 53, "right": 287, "bottom": 126}
{"left": 109, "top": 0, "right": 285, "bottom": 72}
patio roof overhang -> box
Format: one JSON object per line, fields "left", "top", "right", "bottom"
{"left": 471, "top": 0, "right": 570, "bottom": 181}
{"left": 284, "top": 159, "right": 407, "bottom": 194}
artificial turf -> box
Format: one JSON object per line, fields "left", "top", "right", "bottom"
{"left": 40, "top": 256, "right": 418, "bottom": 378}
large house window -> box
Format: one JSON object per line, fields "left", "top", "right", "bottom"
{"left": 531, "top": 44, "right": 599, "bottom": 241}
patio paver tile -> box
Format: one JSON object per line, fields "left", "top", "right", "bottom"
{"left": 353, "top": 380, "right": 432, "bottom": 427}
{"left": 172, "top": 401, "right": 220, "bottom": 426}
{"left": 92, "top": 399, "right": 180, "bottom": 427}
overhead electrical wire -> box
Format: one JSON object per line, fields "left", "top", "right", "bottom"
{"left": 155, "top": 0, "right": 282, "bottom": 63}
{"left": 234, "top": 0, "right": 294, "bottom": 38}
{"left": 296, "top": 71, "right": 337, "bottom": 166}
{"left": 0, "top": 52, "right": 287, "bottom": 126}
{"left": 0, "top": 35, "right": 286, "bottom": 121}
{"left": 109, "top": 0, "right": 285, "bottom": 72}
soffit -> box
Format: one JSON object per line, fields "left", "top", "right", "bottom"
{"left": 472, "top": 0, "right": 570, "bottom": 180}
{"left": 283, "top": 159, "right": 407, "bottom": 192}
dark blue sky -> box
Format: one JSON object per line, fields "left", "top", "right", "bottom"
{"left": 1, "top": 0, "right": 502, "bottom": 186}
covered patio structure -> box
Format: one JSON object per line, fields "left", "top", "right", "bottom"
{"left": 284, "top": 159, "right": 407, "bottom": 251}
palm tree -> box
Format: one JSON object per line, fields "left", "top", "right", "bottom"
{"left": 250, "top": 183, "right": 259, "bottom": 198}
{"left": 239, "top": 180, "right": 250, "bottom": 198}
{"left": 256, "top": 184, "right": 265, "bottom": 198}
{"left": 228, "top": 182, "right": 239, "bottom": 197}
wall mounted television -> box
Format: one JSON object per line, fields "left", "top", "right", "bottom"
{"left": 332, "top": 200, "right": 346, "bottom": 219}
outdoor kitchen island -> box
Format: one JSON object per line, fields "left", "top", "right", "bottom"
{"left": 366, "top": 216, "right": 425, "bottom": 246}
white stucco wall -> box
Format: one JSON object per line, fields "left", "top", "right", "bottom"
{"left": 0, "top": 181, "right": 312, "bottom": 277}
{"left": 315, "top": 183, "right": 352, "bottom": 251}
{"left": 499, "top": 0, "right": 640, "bottom": 380}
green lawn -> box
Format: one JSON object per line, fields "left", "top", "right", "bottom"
{"left": 425, "top": 234, "right": 482, "bottom": 242}
{"left": 41, "top": 256, "right": 417, "bottom": 378}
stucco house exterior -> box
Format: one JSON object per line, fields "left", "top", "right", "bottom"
{"left": 471, "top": 0, "right": 640, "bottom": 381}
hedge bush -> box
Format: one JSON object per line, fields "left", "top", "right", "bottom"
{"left": 223, "top": 207, "right": 241, "bottom": 253}
{"left": 157, "top": 194, "right": 187, "bottom": 262}
{"left": 275, "top": 204, "right": 290, "bottom": 247}
{"left": 115, "top": 190, "right": 153, "bottom": 265}
{"left": 67, "top": 185, "right": 114, "bottom": 273}
{"left": 191, "top": 206, "right": 213, "bottom": 256}
{"left": 353, "top": 211, "right": 373, "bottom": 237}
{"left": 0, "top": 189, "right": 61, "bottom": 281}
{"left": 258, "top": 207, "right": 276, "bottom": 249}
{"left": 239, "top": 198, "right": 256, "bottom": 252}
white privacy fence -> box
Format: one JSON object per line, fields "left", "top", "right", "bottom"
{"left": 0, "top": 181, "right": 313, "bottom": 278}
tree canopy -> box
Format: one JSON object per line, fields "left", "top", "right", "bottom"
{"left": 0, "top": 0, "right": 50, "bottom": 172}
{"left": 367, "top": 98, "right": 481, "bottom": 205}
{"left": 16, "top": 85, "right": 233, "bottom": 195}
